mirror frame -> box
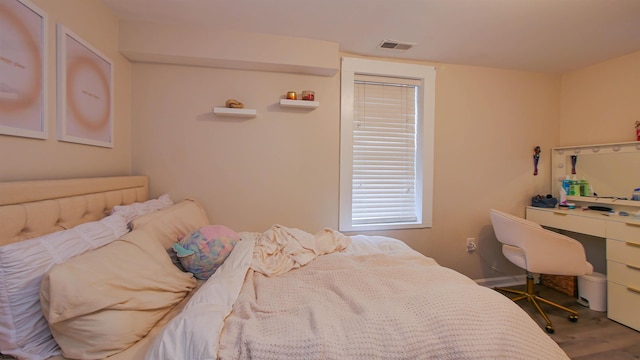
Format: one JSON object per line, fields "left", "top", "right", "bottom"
{"left": 552, "top": 141, "right": 640, "bottom": 209}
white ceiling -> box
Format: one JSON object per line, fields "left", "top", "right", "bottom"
{"left": 101, "top": 0, "right": 640, "bottom": 74}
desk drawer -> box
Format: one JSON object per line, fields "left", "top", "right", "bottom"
{"left": 607, "top": 282, "right": 640, "bottom": 331}
{"left": 526, "top": 208, "right": 606, "bottom": 237}
{"left": 606, "top": 220, "right": 640, "bottom": 243}
{"left": 607, "top": 238, "right": 640, "bottom": 264}
{"left": 607, "top": 260, "right": 640, "bottom": 288}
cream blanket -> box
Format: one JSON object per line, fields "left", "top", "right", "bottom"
{"left": 218, "top": 247, "right": 569, "bottom": 359}
{"left": 147, "top": 234, "right": 568, "bottom": 360}
{"left": 250, "top": 224, "right": 351, "bottom": 276}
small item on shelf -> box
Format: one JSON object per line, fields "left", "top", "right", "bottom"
{"left": 635, "top": 121, "right": 640, "bottom": 141}
{"left": 286, "top": 91, "right": 297, "bottom": 100}
{"left": 579, "top": 179, "right": 591, "bottom": 196}
{"left": 225, "top": 99, "right": 244, "bottom": 109}
{"left": 301, "top": 90, "right": 315, "bottom": 101}
{"left": 569, "top": 180, "right": 580, "bottom": 196}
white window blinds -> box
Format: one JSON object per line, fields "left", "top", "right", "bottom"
{"left": 351, "top": 75, "right": 418, "bottom": 225}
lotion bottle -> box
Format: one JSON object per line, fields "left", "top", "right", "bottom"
{"left": 559, "top": 188, "right": 567, "bottom": 205}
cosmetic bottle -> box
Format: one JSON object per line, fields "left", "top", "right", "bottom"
{"left": 580, "top": 179, "right": 591, "bottom": 196}
{"left": 569, "top": 179, "right": 580, "bottom": 196}
{"left": 562, "top": 176, "right": 571, "bottom": 196}
{"left": 559, "top": 188, "right": 567, "bottom": 205}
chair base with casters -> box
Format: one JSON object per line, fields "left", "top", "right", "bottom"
{"left": 495, "top": 273, "right": 578, "bottom": 334}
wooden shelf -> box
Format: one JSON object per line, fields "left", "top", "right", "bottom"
{"left": 279, "top": 99, "right": 319, "bottom": 108}
{"left": 212, "top": 107, "right": 257, "bottom": 118}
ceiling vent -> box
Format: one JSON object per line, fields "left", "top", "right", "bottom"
{"left": 378, "top": 40, "right": 415, "bottom": 51}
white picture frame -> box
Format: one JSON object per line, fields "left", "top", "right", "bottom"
{"left": 0, "top": 0, "right": 48, "bottom": 139}
{"left": 57, "top": 24, "right": 113, "bottom": 148}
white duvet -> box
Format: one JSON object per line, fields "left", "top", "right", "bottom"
{"left": 146, "top": 230, "right": 569, "bottom": 360}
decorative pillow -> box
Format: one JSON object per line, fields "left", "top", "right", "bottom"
{"left": 40, "top": 229, "right": 197, "bottom": 360}
{"left": 167, "top": 248, "right": 188, "bottom": 272}
{"left": 128, "top": 199, "right": 211, "bottom": 250}
{"left": 173, "top": 225, "right": 240, "bottom": 280}
{"left": 0, "top": 214, "right": 129, "bottom": 360}
{"left": 111, "top": 194, "right": 173, "bottom": 223}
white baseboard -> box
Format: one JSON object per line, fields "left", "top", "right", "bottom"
{"left": 474, "top": 275, "right": 527, "bottom": 288}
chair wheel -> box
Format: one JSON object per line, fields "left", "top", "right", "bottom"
{"left": 545, "top": 325, "right": 555, "bottom": 334}
{"left": 568, "top": 314, "right": 578, "bottom": 322}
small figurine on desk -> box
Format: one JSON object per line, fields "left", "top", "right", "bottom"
{"left": 533, "top": 146, "right": 541, "bottom": 176}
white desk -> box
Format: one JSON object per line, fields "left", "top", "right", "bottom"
{"left": 526, "top": 206, "right": 640, "bottom": 331}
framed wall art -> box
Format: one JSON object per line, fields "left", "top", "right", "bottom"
{"left": 57, "top": 24, "right": 113, "bottom": 148}
{"left": 0, "top": 0, "right": 48, "bottom": 139}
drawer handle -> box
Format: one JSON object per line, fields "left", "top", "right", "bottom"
{"left": 625, "top": 221, "right": 640, "bottom": 227}
{"left": 628, "top": 286, "right": 640, "bottom": 295}
{"left": 552, "top": 211, "right": 568, "bottom": 216}
{"left": 626, "top": 242, "right": 640, "bottom": 248}
{"left": 627, "top": 264, "right": 640, "bottom": 271}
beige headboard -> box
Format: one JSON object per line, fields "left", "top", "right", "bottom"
{"left": 0, "top": 176, "right": 149, "bottom": 246}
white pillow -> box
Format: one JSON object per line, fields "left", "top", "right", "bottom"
{"left": 0, "top": 214, "right": 129, "bottom": 360}
{"left": 111, "top": 194, "right": 173, "bottom": 223}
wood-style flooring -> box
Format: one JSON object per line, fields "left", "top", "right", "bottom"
{"left": 500, "top": 284, "right": 640, "bottom": 359}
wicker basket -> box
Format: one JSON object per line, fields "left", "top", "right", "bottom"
{"left": 540, "top": 274, "right": 577, "bottom": 297}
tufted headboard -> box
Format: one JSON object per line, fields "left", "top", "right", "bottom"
{"left": 0, "top": 176, "right": 148, "bottom": 246}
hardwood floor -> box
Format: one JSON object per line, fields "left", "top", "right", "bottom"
{"left": 500, "top": 284, "right": 640, "bottom": 359}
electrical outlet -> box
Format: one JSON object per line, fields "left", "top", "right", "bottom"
{"left": 466, "top": 238, "right": 477, "bottom": 253}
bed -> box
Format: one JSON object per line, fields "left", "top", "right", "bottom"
{"left": 0, "top": 176, "right": 570, "bottom": 360}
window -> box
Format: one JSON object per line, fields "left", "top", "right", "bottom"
{"left": 339, "top": 57, "right": 435, "bottom": 231}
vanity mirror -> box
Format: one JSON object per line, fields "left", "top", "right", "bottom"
{"left": 551, "top": 141, "right": 640, "bottom": 208}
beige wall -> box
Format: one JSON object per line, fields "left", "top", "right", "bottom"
{"left": 7, "top": 3, "right": 637, "bottom": 281}
{"left": 560, "top": 50, "right": 640, "bottom": 146}
{"left": 131, "top": 46, "right": 561, "bottom": 280}
{"left": 555, "top": 49, "right": 640, "bottom": 274}
{"left": 0, "top": 0, "right": 131, "bottom": 181}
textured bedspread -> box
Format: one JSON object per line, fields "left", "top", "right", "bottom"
{"left": 218, "top": 246, "right": 568, "bottom": 359}
{"left": 147, "top": 233, "right": 569, "bottom": 360}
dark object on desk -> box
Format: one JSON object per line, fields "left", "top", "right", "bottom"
{"left": 531, "top": 195, "right": 558, "bottom": 208}
{"left": 587, "top": 205, "right": 613, "bottom": 212}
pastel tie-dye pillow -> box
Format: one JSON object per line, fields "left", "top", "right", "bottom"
{"left": 173, "top": 225, "right": 240, "bottom": 280}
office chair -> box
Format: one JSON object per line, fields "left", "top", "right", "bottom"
{"left": 489, "top": 209, "right": 593, "bottom": 334}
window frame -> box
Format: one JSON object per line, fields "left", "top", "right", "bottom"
{"left": 339, "top": 57, "right": 436, "bottom": 232}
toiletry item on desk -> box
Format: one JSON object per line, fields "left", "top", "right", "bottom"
{"left": 579, "top": 179, "right": 591, "bottom": 196}
{"left": 569, "top": 180, "right": 580, "bottom": 196}
{"left": 559, "top": 187, "right": 567, "bottom": 205}
{"left": 633, "top": 188, "right": 640, "bottom": 201}
{"left": 562, "top": 176, "right": 571, "bottom": 195}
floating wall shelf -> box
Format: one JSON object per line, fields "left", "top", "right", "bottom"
{"left": 279, "top": 99, "right": 319, "bottom": 109}
{"left": 212, "top": 107, "right": 257, "bottom": 118}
